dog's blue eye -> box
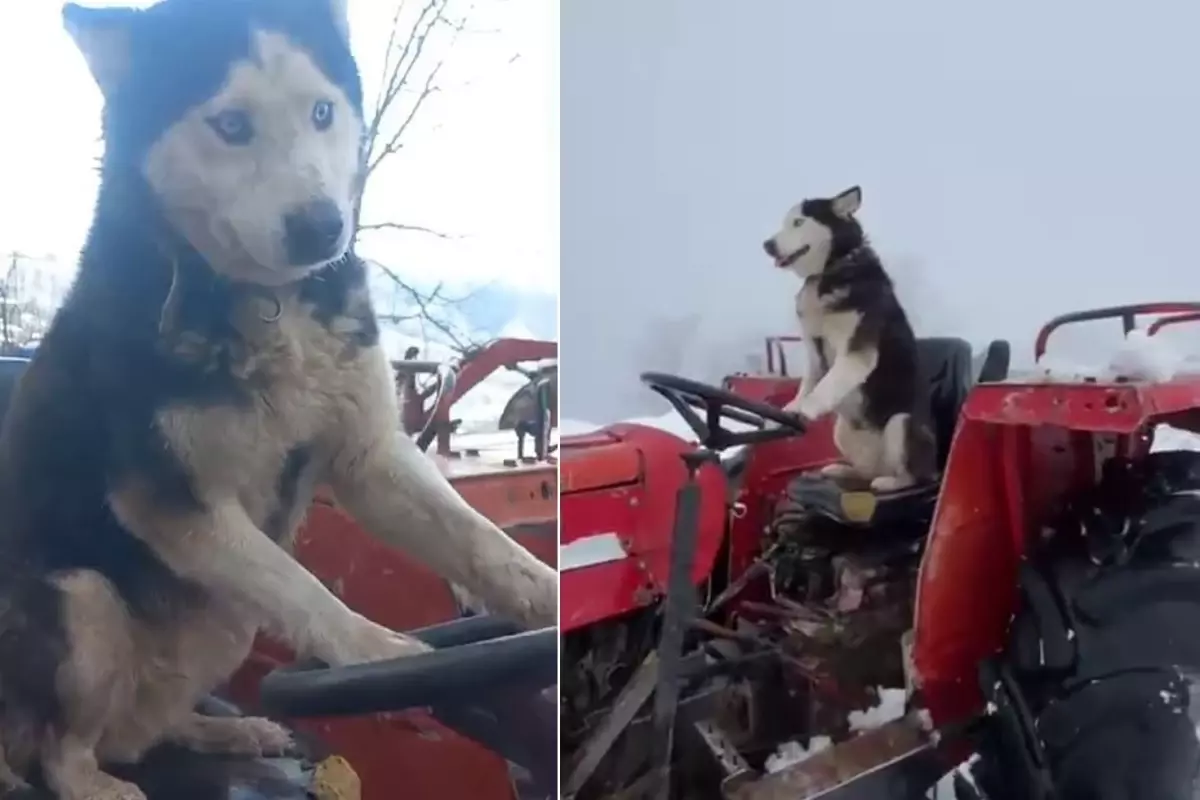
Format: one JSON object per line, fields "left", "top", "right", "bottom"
{"left": 312, "top": 100, "right": 334, "bottom": 131}
{"left": 206, "top": 109, "right": 254, "bottom": 145}
{"left": 793, "top": 218, "right": 804, "bottom": 228}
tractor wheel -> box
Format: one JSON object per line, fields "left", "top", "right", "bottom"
{"left": 968, "top": 450, "right": 1200, "bottom": 800}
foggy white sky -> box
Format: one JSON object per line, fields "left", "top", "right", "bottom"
{"left": 561, "top": 0, "right": 1200, "bottom": 424}
{"left": 0, "top": 0, "right": 558, "bottom": 294}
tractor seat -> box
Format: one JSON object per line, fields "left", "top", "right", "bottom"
{"left": 786, "top": 337, "right": 1005, "bottom": 527}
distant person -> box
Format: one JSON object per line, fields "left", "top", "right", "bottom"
{"left": 398, "top": 346, "right": 437, "bottom": 434}
{"left": 515, "top": 372, "right": 553, "bottom": 460}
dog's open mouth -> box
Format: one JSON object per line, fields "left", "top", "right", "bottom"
{"left": 776, "top": 244, "right": 810, "bottom": 269}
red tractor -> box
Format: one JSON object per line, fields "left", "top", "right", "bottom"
{"left": 560, "top": 303, "right": 1200, "bottom": 799}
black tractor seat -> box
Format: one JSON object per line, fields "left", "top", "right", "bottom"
{"left": 787, "top": 337, "right": 1010, "bottom": 527}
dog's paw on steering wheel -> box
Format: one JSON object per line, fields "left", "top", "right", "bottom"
{"left": 766, "top": 409, "right": 811, "bottom": 431}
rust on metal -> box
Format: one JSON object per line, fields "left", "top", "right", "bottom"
{"left": 725, "top": 715, "right": 931, "bottom": 800}
{"left": 563, "top": 653, "right": 660, "bottom": 799}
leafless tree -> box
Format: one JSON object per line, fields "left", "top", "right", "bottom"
{"left": 356, "top": 0, "right": 499, "bottom": 358}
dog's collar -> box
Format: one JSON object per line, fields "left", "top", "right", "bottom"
{"left": 804, "top": 244, "right": 872, "bottom": 285}
{"left": 155, "top": 238, "right": 284, "bottom": 337}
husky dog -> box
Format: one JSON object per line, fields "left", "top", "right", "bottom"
{"left": 763, "top": 186, "right": 935, "bottom": 491}
{"left": 0, "top": 0, "right": 556, "bottom": 797}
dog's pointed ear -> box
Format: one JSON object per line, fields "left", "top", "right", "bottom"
{"left": 325, "top": 0, "right": 351, "bottom": 43}
{"left": 62, "top": 4, "right": 137, "bottom": 95}
{"left": 831, "top": 185, "right": 862, "bottom": 218}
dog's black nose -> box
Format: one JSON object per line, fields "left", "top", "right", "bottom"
{"left": 763, "top": 239, "right": 779, "bottom": 258}
{"left": 283, "top": 200, "right": 345, "bottom": 266}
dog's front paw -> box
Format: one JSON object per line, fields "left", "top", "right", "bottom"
{"left": 793, "top": 397, "right": 825, "bottom": 422}
{"left": 331, "top": 616, "right": 431, "bottom": 666}
{"left": 870, "top": 475, "right": 915, "bottom": 492}
{"left": 228, "top": 717, "right": 295, "bottom": 757}
{"left": 820, "top": 462, "right": 859, "bottom": 479}
{"left": 171, "top": 713, "right": 296, "bottom": 758}
{"left": 775, "top": 401, "right": 813, "bottom": 431}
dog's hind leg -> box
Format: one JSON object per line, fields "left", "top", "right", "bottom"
{"left": 820, "top": 421, "right": 860, "bottom": 477}
{"left": 822, "top": 415, "right": 880, "bottom": 482}
{"left": 870, "top": 413, "right": 934, "bottom": 492}
{"left": 44, "top": 737, "right": 145, "bottom": 800}
{"left": 41, "top": 572, "right": 145, "bottom": 800}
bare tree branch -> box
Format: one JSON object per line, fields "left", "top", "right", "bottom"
{"left": 368, "top": 259, "right": 477, "bottom": 354}
{"left": 357, "top": 221, "right": 458, "bottom": 239}
{"left": 362, "top": 0, "right": 472, "bottom": 182}
{"left": 358, "top": 0, "right": 517, "bottom": 359}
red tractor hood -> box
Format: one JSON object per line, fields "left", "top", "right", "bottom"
{"left": 559, "top": 423, "right": 728, "bottom": 631}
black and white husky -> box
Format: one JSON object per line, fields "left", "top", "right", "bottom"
{"left": 0, "top": 1, "right": 556, "bottom": 797}
{"left": 763, "top": 186, "right": 935, "bottom": 491}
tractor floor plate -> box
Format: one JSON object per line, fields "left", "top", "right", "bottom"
{"left": 725, "top": 714, "right": 946, "bottom": 800}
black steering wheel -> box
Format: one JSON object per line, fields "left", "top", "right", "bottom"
{"left": 258, "top": 616, "right": 556, "bottom": 793}
{"left": 640, "top": 371, "right": 808, "bottom": 451}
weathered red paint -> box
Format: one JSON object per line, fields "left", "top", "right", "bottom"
{"left": 559, "top": 424, "right": 727, "bottom": 631}
{"left": 915, "top": 306, "right": 1200, "bottom": 729}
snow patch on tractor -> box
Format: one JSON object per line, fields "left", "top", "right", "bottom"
{"left": 1152, "top": 424, "right": 1200, "bottom": 453}
{"left": 764, "top": 735, "right": 833, "bottom": 773}
{"left": 847, "top": 687, "right": 908, "bottom": 732}
{"left": 1031, "top": 327, "right": 1187, "bottom": 384}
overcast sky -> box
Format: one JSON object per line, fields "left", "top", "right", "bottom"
{"left": 561, "top": 0, "right": 1200, "bottom": 424}
{"left": 0, "top": 0, "right": 558, "bottom": 294}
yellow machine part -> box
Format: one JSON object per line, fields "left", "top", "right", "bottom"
{"left": 311, "top": 755, "right": 362, "bottom": 800}
{"left": 839, "top": 490, "right": 878, "bottom": 523}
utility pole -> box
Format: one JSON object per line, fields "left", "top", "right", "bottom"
{"left": 1, "top": 252, "right": 14, "bottom": 355}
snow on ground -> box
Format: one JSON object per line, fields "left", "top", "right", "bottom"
{"left": 380, "top": 324, "right": 546, "bottom": 434}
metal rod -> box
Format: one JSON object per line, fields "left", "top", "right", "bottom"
{"left": 563, "top": 653, "right": 660, "bottom": 798}
{"left": 649, "top": 451, "right": 711, "bottom": 800}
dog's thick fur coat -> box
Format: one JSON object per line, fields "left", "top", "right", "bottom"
{"left": 764, "top": 186, "right": 934, "bottom": 490}
{"left": 0, "top": 1, "right": 556, "bottom": 797}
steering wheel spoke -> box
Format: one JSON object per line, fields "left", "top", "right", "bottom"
{"left": 640, "top": 372, "right": 807, "bottom": 450}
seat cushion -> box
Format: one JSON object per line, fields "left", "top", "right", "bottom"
{"left": 975, "top": 339, "right": 1011, "bottom": 384}
{"left": 786, "top": 472, "right": 939, "bottom": 529}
